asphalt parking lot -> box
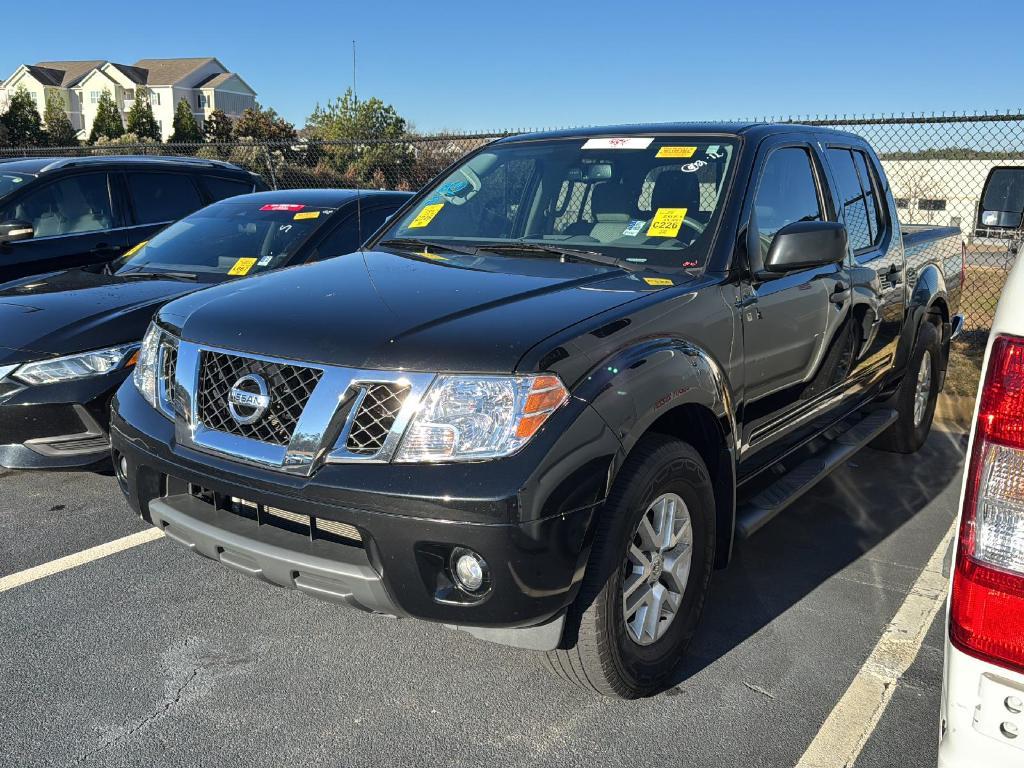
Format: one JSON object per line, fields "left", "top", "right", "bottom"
{"left": 0, "top": 423, "right": 966, "bottom": 768}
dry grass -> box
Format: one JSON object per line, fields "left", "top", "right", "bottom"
{"left": 945, "top": 332, "right": 986, "bottom": 397}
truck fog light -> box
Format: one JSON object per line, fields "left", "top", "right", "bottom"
{"left": 115, "top": 453, "right": 129, "bottom": 482}
{"left": 451, "top": 547, "right": 488, "bottom": 593}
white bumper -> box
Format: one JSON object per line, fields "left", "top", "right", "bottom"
{"left": 939, "top": 640, "right": 1024, "bottom": 767}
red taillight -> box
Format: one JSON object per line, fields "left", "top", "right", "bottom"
{"left": 951, "top": 335, "right": 1024, "bottom": 671}
{"left": 960, "top": 240, "right": 967, "bottom": 292}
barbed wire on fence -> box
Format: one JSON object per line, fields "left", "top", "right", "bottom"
{"left": 3, "top": 110, "right": 1022, "bottom": 331}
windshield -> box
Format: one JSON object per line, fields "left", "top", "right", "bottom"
{"left": 0, "top": 173, "right": 32, "bottom": 200}
{"left": 113, "top": 202, "right": 334, "bottom": 279}
{"left": 384, "top": 136, "right": 738, "bottom": 271}
{"left": 983, "top": 168, "right": 1024, "bottom": 213}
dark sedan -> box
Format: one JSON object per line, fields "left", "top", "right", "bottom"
{"left": 0, "top": 188, "right": 412, "bottom": 470}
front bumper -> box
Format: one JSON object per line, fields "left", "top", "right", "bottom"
{"left": 0, "top": 371, "right": 129, "bottom": 469}
{"left": 111, "top": 379, "right": 621, "bottom": 646}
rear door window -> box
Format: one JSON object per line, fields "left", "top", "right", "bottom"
{"left": 127, "top": 172, "right": 203, "bottom": 225}
{"left": 0, "top": 173, "right": 114, "bottom": 237}
{"left": 754, "top": 147, "right": 824, "bottom": 260}
{"left": 203, "top": 175, "right": 255, "bottom": 202}
{"left": 826, "top": 148, "right": 874, "bottom": 252}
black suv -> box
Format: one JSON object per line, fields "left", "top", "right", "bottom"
{"left": 0, "top": 156, "right": 267, "bottom": 282}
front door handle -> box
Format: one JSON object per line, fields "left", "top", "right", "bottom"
{"left": 89, "top": 243, "right": 122, "bottom": 255}
{"left": 830, "top": 281, "right": 851, "bottom": 304}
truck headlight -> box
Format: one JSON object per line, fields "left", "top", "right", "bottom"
{"left": 394, "top": 374, "right": 569, "bottom": 462}
{"left": 132, "top": 323, "right": 164, "bottom": 409}
{"left": 12, "top": 343, "right": 140, "bottom": 386}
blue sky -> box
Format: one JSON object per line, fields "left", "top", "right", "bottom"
{"left": 4, "top": 0, "right": 1021, "bottom": 133}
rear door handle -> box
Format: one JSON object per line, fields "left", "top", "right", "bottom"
{"left": 735, "top": 293, "right": 758, "bottom": 309}
{"left": 89, "top": 243, "right": 122, "bottom": 255}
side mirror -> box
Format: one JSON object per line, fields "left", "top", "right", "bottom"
{"left": 763, "top": 221, "right": 848, "bottom": 274}
{"left": 0, "top": 220, "right": 33, "bottom": 244}
{"left": 978, "top": 167, "right": 1024, "bottom": 236}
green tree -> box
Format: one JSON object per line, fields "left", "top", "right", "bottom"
{"left": 88, "top": 90, "right": 124, "bottom": 143}
{"left": 169, "top": 97, "right": 202, "bottom": 143}
{"left": 1, "top": 87, "right": 44, "bottom": 146}
{"left": 125, "top": 87, "right": 161, "bottom": 142}
{"left": 203, "top": 107, "right": 234, "bottom": 143}
{"left": 304, "top": 89, "right": 413, "bottom": 186}
{"left": 43, "top": 92, "right": 78, "bottom": 146}
{"left": 234, "top": 103, "right": 296, "bottom": 142}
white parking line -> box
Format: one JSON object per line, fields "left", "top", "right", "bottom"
{"left": 795, "top": 520, "right": 956, "bottom": 768}
{"left": 0, "top": 528, "right": 164, "bottom": 594}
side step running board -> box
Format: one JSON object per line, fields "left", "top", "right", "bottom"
{"left": 735, "top": 408, "right": 898, "bottom": 538}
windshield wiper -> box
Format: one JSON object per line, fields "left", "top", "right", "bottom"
{"left": 117, "top": 268, "right": 198, "bottom": 282}
{"left": 378, "top": 237, "right": 480, "bottom": 256}
{"left": 475, "top": 242, "right": 642, "bottom": 272}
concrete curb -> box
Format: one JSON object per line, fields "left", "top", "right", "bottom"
{"left": 935, "top": 394, "right": 976, "bottom": 429}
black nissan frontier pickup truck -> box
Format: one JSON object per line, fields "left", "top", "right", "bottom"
{"left": 111, "top": 123, "right": 964, "bottom": 698}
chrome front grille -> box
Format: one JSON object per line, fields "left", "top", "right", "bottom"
{"left": 345, "top": 383, "right": 411, "bottom": 455}
{"left": 167, "top": 339, "right": 435, "bottom": 474}
{"left": 196, "top": 351, "right": 323, "bottom": 445}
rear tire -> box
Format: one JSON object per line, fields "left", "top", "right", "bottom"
{"left": 873, "top": 321, "right": 942, "bottom": 454}
{"left": 544, "top": 435, "right": 715, "bottom": 698}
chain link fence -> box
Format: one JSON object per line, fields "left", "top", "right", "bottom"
{"left": 2, "top": 111, "right": 1021, "bottom": 337}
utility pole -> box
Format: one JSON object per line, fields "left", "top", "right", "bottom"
{"left": 352, "top": 40, "right": 357, "bottom": 103}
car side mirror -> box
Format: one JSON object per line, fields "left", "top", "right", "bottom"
{"left": 0, "top": 220, "right": 33, "bottom": 244}
{"left": 763, "top": 221, "right": 848, "bottom": 275}
{"left": 978, "top": 166, "right": 1024, "bottom": 235}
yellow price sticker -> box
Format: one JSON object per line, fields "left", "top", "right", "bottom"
{"left": 643, "top": 277, "right": 674, "bottom": 287}
{"left": 419, "top": 250, "right": 449, "bottom": 261}
{"left": 228, "top": 257, "right": 258, "bottom": 276}
{"left": 294, "top": 210, "right": 321, "bottom": 220}
{"left": 408, "top": 203, "right": 444, "bottom": 228}
{"left": 647, "top": 208, "right": 688, "bottom": 238}
{"left": 656, "top": 146, "right": 697, "bottom": 158}
{"left": 124, "top": 240, "right": 148, "bottom": 258}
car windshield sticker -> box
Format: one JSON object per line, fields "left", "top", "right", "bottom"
{"left": 622, "top": 219, "right": 646, "bottom": 237}
{"left": 257, "top": 255, "right": 274, "bottom": 267}
{"left": 647, "top": 208, "right": 688, "bottom": 238}
{"left": 294, "top": 210, "right": 320, "bottom": 220}
{"left": 228, "top": 257, "right": 258, "bottom": 276}
{"left": 656, "top": 146, "right": 697, "bottom": 158}
{"left": 419, "top": 250, "right": 449, "bottom": 261}
{"left": 259, "top": 203, "right": 305, "bottom": 212}
{"left": 582, "top": 137, "right": 654, "bottom": 150}
{"left": 123, "top": 240, "right": 148, "bottom": 259}
{"left": 680, "top": 160, "right": 707, "bottom": 173}
{"left": 408, "top": 203, "right": 444, "bottom": 228}
{"left": 706, "top": 145, "right": 724, "bottom": 159}
{"left": 643, "top": 277, "right": 674, "bottom": 286}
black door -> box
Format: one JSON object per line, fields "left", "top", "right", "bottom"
{"left": 822, "top": 144, "right": 904, "bottom": 390}
{"left": 0, "top": 172, "right": 128, "bottom": 282}
{"left": 738, "top": 140, "right": 855, "bottom": 469}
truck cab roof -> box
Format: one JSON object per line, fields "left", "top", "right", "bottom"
{"left": 496, "top": 121, "right": 865, "bottom": 145}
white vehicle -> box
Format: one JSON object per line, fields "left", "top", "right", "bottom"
{"left": 939, "top": 170, "right": 1024, "bottom": 766}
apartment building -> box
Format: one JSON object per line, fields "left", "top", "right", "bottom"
{"left": 0, "top": 57, "right": 256, "bottom": 142}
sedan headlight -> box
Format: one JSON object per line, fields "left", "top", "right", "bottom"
{"left": 12, "top": 344, "right": 140, "bottom": 386}
{"left": 395, "top": 374, "right": 569, "bottom": 462}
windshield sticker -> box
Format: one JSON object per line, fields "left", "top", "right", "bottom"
{"left": 419, "top": 250, "right": 449, "bottom": 261}
{"left": 294, "top": 210, "right": 320, "bottom": 220}
{"left": 643, "top": 277, "right": 674, "bottom": 287}
{"left": 706, "top": 145, "right": 724, "bottom": 160}
{"left": 257, "top": 255, "right": 274, "bottom": 267}
{"left": 259, "top": 203, "right": 305, "bottom": 212}
{"left": 647, "top": 208, "right": 688, "bottom": 238}
{"left": 228, "top": 257, "right": 258, "bottom": 276}
{"left": 123, "top": 240, "right": 148, "bottom": 259}
{"left": 408, "top": 203, "right": 445, "bottom": 228}
{"left": 656, "top": 146, "right": 697, "bottom": 158}
{"left": 582, "top": 137, "right": 654, "bottom": 150}
{"left": 680, "top": 160, "right": 707, "bottom": 173}
{"left": 622, "top": 219, "right": 646, "bottom": 237}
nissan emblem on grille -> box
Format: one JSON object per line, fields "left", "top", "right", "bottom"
{"left": 228, "top": 373, "right": 272, "bottom": 425}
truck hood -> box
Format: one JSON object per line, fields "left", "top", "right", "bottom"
{"left": 159, "top": 248, "right": 674, "bottom": 372}
{"left": 0, "top": 268, "right": 199, "bottom": 365}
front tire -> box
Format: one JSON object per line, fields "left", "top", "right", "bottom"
{"left": 545, "top": 435, "right": 715, "bottom": 698}
{"left": 874, "top": 320, "right": 942, "bottom": 454}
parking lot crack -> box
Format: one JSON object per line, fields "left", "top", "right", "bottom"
{"left": 743, "top": 681, "right": 776, "bottom": 700}
{"left": 62, "top": 666, "right": 200, "bottom": 767}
